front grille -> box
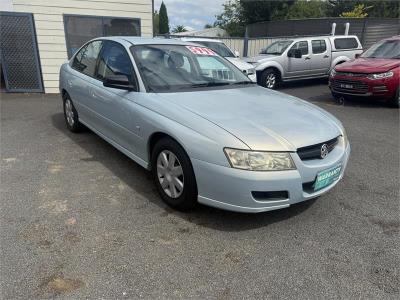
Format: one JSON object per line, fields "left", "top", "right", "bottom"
{"left": 297, "top": 137, "right": 339, "bottom": 160}
{"left": 331, "top": 79, "right": 369, "bottom": 94}
{"left": 335, "top": 72, "right": 368, "bottom": 78}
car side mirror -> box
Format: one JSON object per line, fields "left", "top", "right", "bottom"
{"left": 103, "top": 74, "right": 135, "bottom": 91}
{"left": 234, "top": 50, "right": 240, "bottom": 57}
{"left": 355, "top": 53, "right": 361, "bottom": 59}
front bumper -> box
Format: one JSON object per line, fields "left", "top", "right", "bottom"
{"left": 329, "top": 75, "right": 397, "bottom": 99}
{"left": 192, "top": 138, "right": 350, "bottom": 213}
{"left": 248, "top": 73, "right": 257, "bottom": 82}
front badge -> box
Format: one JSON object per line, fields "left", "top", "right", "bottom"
{"left": 320, "top": 144, "right": 329, "bottom": 159}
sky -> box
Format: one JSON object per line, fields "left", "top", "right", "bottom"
{"left": 154, "top": 0, "right": 227, "bottom": 31}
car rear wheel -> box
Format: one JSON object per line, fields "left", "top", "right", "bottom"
{"left": 63, "top": 93, "right": 84, "bottom": 132}
{"left": 260, "top": 68, "right": 280, "bottom": 89}
{"left": 151, "top": 137, "right": 198, "bottom": 211}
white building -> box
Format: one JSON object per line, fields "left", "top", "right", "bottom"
{"left": 0, "top": 0, "right": 153, "bottom": 93}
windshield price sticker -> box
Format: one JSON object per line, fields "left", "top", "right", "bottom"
{"left": 186, "top": 46, "right": 217, "bottom": 56}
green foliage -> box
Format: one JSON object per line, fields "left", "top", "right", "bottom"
{"left": 204, "top": 24, "right": 213, "bottom": 29}
{"left": 340, "top": 4, "right": 369, "bottom": 18}
{"left": 153, "top": 10, "right": 159, "bottom": 35}
{"left": 214, "top": 0, "right": 245, "bottom": 36}
{"left": 159, "top": 1, "right": 169, "bottom": 34}
{"left": 286, "top": 0, "right": 328, "bottom": 19}
{"left": 214, "top": 0, "right": 399, "bottom": 36}
{"left": 172, "top": 25, "right": 188, "bottom": 33}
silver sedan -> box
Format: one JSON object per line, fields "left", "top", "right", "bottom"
{"left": 59, "top": 37, "right": 350, "bottom": 213}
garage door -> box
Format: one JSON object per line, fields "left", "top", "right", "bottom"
{"left": 0, "top": 12, "right": 43, "bottom": 92}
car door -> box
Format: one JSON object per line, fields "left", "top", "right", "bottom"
{"left": 88, "top": 40, "right": 140, "bottom": 155}
{"left": 310, "top": 39, "right": 331, "bottom": 75}
{"left": 68, "top": 40, "right": 103, "bottom": 123}
{"left": 286, "top": 40, "right": 311, "bottom": 78}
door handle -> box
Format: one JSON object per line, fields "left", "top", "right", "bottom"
{"left": 305, "top": 57, "right": 311, "bottom": 60}
{"left": 323, "top": 55, "right": 330, "bottom": 58}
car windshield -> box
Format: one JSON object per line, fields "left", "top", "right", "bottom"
{"left": 131, "top": 44, "right": 253, "bottom": 93}
{"left": 361, "top": 40, "right": 400, "bottom": 59}
{"left": 260, "top": 40, "right": 293, "bottom": 55}
{"left": 191, "top": 41, "right": 235, "bottom": 57}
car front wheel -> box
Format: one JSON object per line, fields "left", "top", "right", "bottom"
{"left": 151, "top": 137, "right": 198, "bottom": 211}
{"left": 260, "top": 68, "right": 280, "bottom": 89}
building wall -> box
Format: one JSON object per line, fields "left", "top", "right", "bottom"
{"left": 12, "top": 0, "right": 153, "bottom": 93}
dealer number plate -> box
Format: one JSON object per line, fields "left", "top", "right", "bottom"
{"left": 314, "top": 165, "right": 342, "bottom": 191}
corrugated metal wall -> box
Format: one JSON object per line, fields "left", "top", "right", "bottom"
{"left": 246, "top": 18, "right": 400, "bottom": 48}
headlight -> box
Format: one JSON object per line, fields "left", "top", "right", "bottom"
{"left": 342, "top": 129, "right": 349, "bottom": 148}
{"left": 330, "top": 68, "right": 336, "bottom": 77}
{"left": 367, "top": 71, "right": 393, "bottom": 80}
{"left": 224, "top": 148, "right": 296, "bottom": 171}
{"left": 247, "top": 68, "right": 256, "bottom": 75}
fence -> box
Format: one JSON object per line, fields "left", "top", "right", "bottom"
{"left": 246, "top": 18, "right": 400, "bottom": 48}
{"left": 163, "top": 34, "right": 280, "bottom": 57}
{"left": 162, "top": 17, "right": 399, "bottom": 57}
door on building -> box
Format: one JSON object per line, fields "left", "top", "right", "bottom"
{"left": 0, "top": 12, "right": 44, "bottom": 92}
{"left": 63, "top": 15, "right": 141, "bottom": 59}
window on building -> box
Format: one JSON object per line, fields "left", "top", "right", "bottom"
{"left": 64, "top": 15, "right": 141, "bottom": 58}
{"left": 312, "top": 40, "right": 327, "bottom": 54}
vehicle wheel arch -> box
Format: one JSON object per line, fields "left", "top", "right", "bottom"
{"left": 257, "top": 66, "right": 281, "bottom": 83}
{"left": 148, "top": 131, "right": 189, "bottom": 168}
{"left": 61, "top": 89, "right": 69, "bottom": 100}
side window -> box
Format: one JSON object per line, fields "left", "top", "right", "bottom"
{"left": 97, "top": 42, "right": 136, "bottom": 86}
{"left": 290, "top": 41, "right": 309, "bottom": 55}
{"left": 334, "top": 38, "right": 358, "bottom": 50}
{"left": 312, "top": 40, "right": 327, "bottom": 54}
{"left": 71, "top": 41, "right": 102, "bottom": 77}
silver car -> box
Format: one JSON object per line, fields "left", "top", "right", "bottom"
{"left": 59, "top": 37, "right": 350, "bottom": 213}
{"left": 246, "top": 35, "right": 363, "bottom": 89}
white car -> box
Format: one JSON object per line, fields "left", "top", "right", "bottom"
{"left": 181, "top": 37, "right": 257, "bottom": 82}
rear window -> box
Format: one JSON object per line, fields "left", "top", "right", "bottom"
{"left": 334, "top": 38, "right": 358, "bottom": 50}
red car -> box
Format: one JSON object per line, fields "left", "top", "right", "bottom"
{"left": 329, "top": 36, "right": 400, "bottom": 107}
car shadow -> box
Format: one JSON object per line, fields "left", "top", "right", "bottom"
{"left": 51, "top": 112, "right": 316, "bottom": 232}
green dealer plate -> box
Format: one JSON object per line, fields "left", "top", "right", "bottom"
{"left": 314, "top": 165, "right": 342, "bottom": 191}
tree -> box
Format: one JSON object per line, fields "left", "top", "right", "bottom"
{"left": 340, "top": 4, "right": 369, "bottom": 18}
{"left": 204, "top": 24, "right": 213, "bottom": 29}
{"left": 159, "top": 1, "right": 169, "bottom": 34}
{"left": 172, "top": 25, "right": 188, "bottom": 33}
{"left": 153, "top": 10, "right": 159, "bottom": 35}
{"left": 328, "top": 0, "right": 399, "bottom": 18}
{"left": 286, "top": 0, "right": 328, "bottom": 19}
{"left": 214, "top": 0, "right": 245, "bottom": 36}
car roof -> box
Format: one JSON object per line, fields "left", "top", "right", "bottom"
{"left": 274, "top": 35, "right": 359, "bottom": 42}
{"left": 94, "top": 36, "right": 199, "bottom": 46}
{"left": 181, "top": 37, "right": 223, "bottom": 43}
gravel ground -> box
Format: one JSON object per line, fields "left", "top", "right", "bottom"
{"left": 1, "top": 80, "right": 399, "bottom": 299}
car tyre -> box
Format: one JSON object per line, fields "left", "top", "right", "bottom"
{"left": 389, "top": 87, "right": 400, "bottom": 108}
{"left": 63, "top": 93, "right": 84, "bottom": 132}
{"left": 151, "top": 137, "right": 198, "bottom": 211}
{"left": 260, "top": 68, "right": 280, "bottom": 89}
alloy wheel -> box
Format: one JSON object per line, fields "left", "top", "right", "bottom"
{"left": 156, "top": 150, "right": 184, "bottom": 198}
{"left": 265, "top": 73, "right": 276, "bottom": 88}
